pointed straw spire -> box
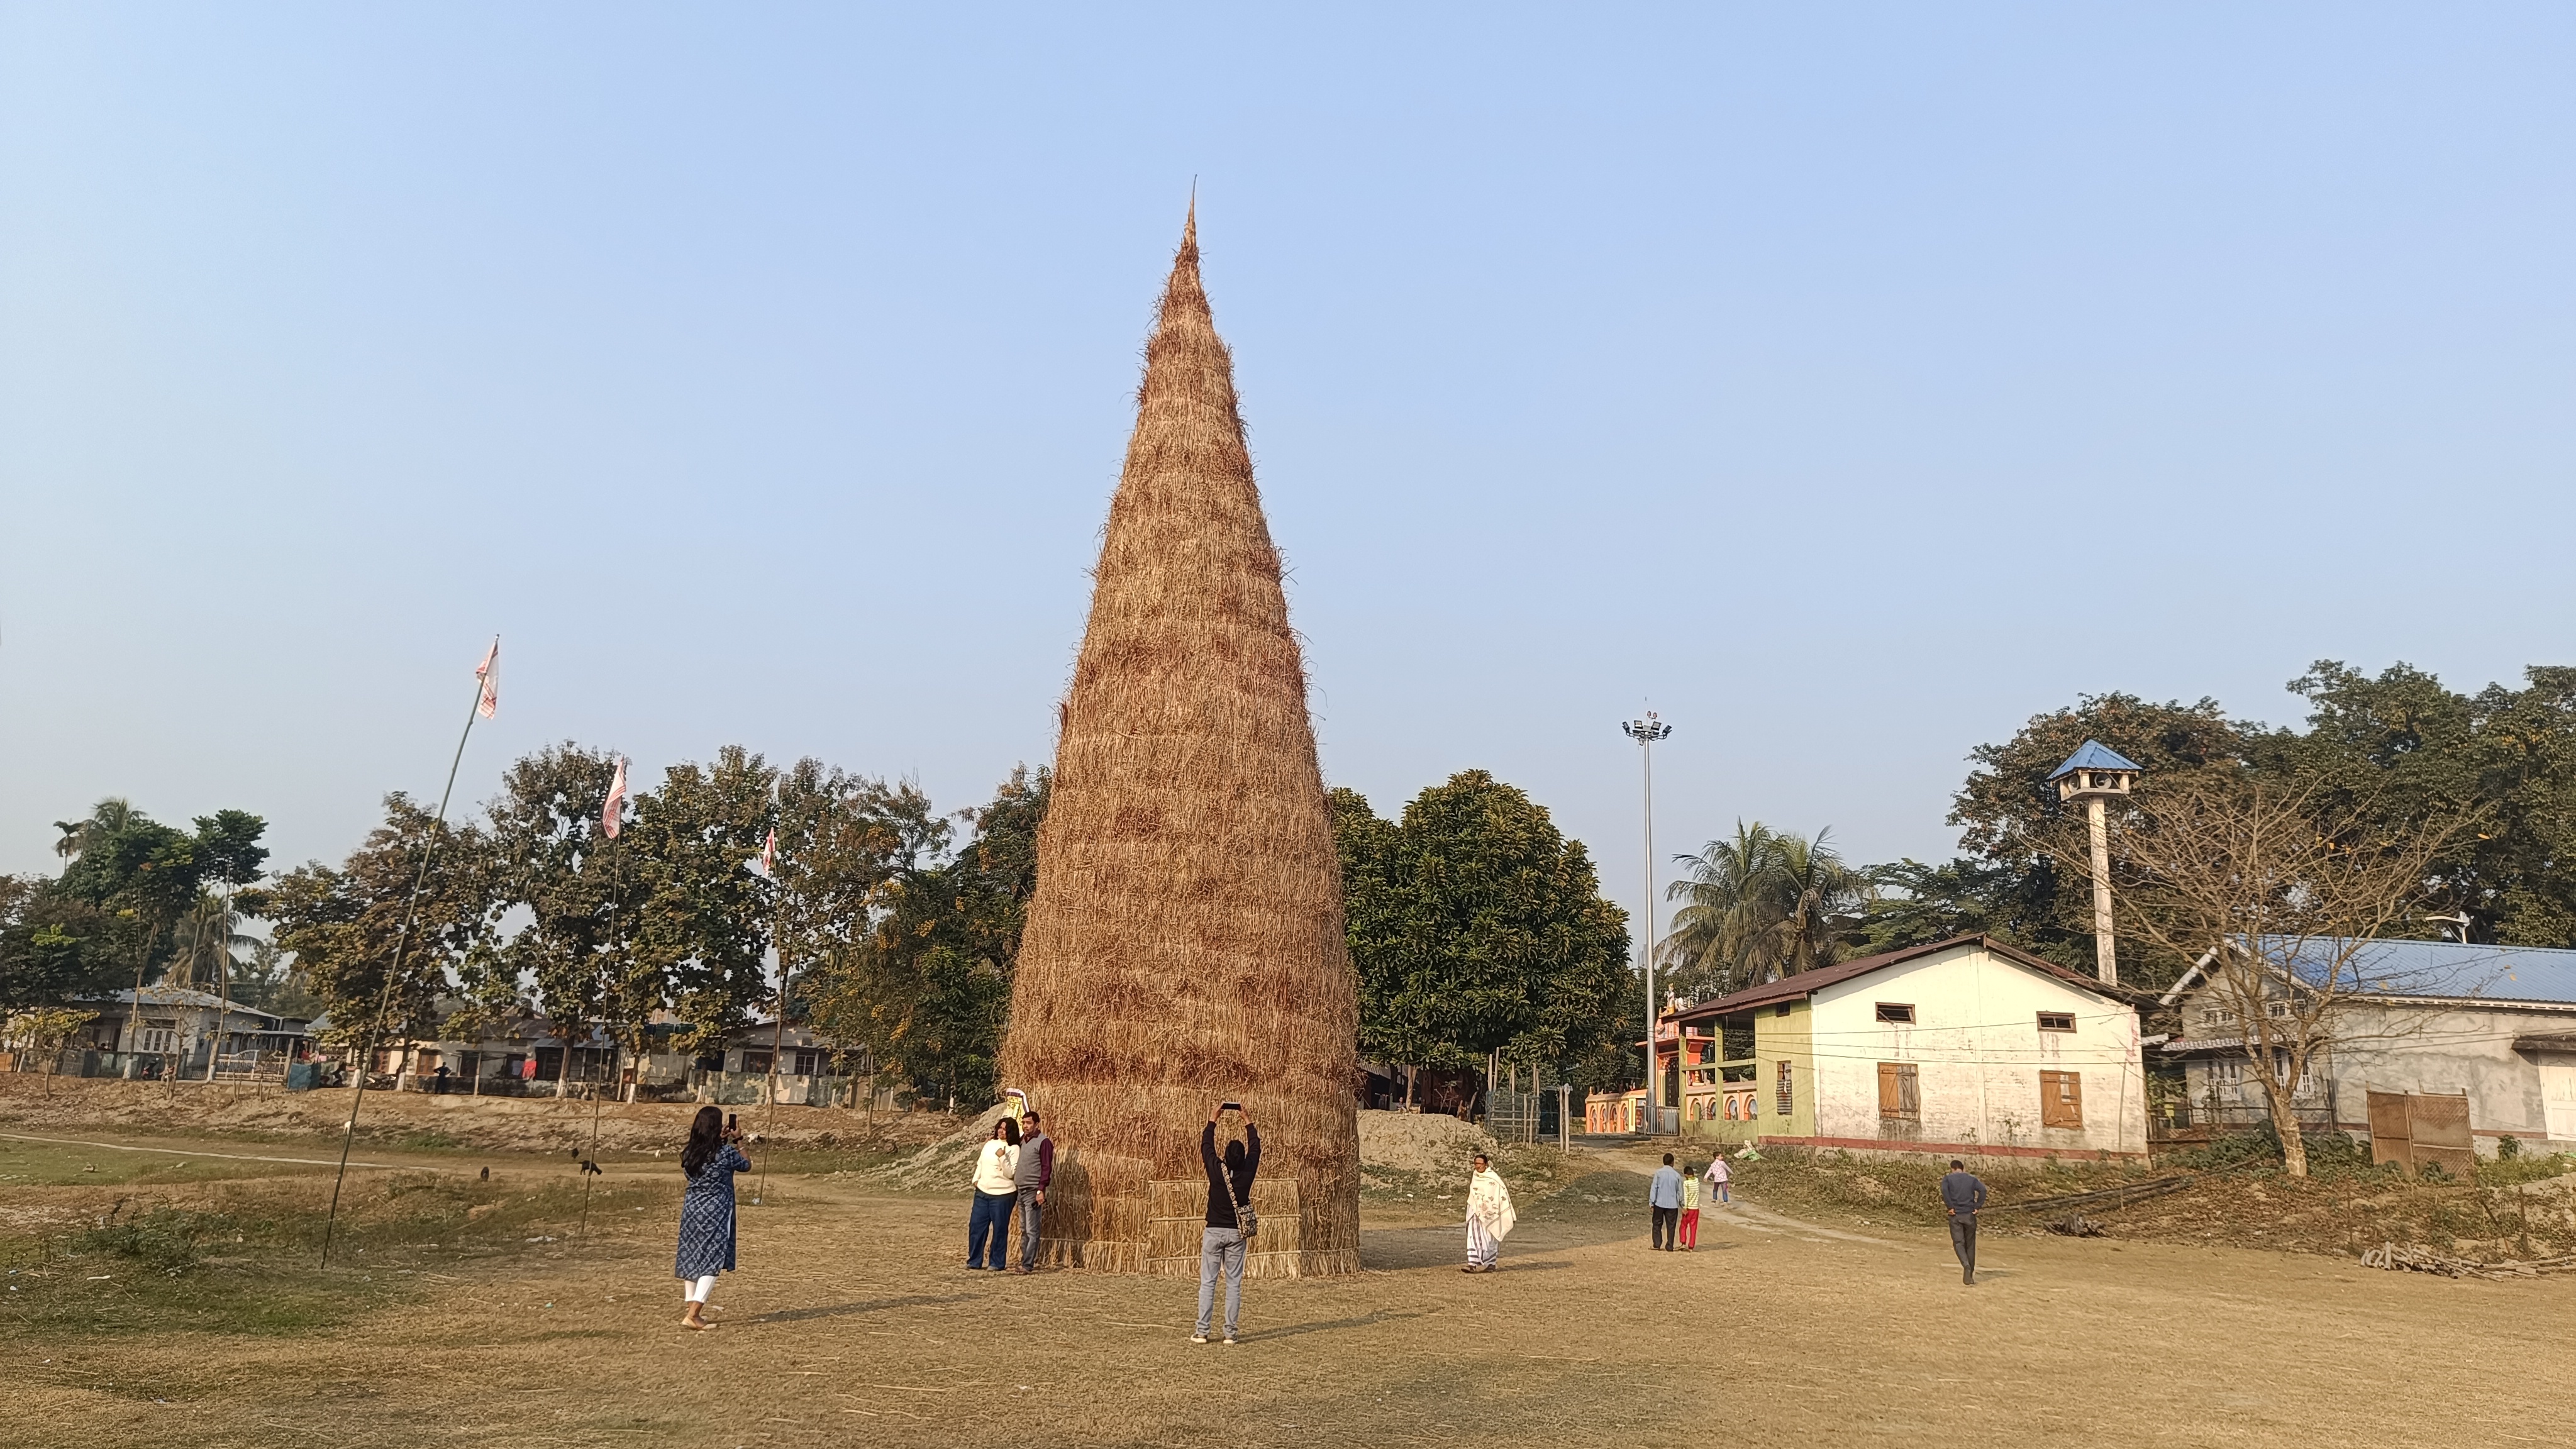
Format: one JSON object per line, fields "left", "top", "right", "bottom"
{"left": 1001, "top": 206, "right": 1358, "bottom": 1277}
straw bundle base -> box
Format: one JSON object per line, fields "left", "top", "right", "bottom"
{"left": 1036, "top": 1172, "right": 1358, "bottom": 1279}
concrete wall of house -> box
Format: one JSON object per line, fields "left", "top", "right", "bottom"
{"left": 2177, "top": 993, "right": 2576, "bottom": 1152}
{"left": 2324, "top": 1001, "right": 2575, "bottom": 1151}
{"left": 1754, "top": 1001, "right": 1816, "bottom": 1140}
{"left": 1806, "top": 945, "right": 2146, "bottom": 1158}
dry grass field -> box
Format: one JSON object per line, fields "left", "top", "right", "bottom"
{"left": 4, "top": 1085, "right": 2573, "bottom": 1449}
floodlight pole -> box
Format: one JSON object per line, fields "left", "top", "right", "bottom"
{"left": 1623, "top": 713, "right": 1672, "bottom": 1135}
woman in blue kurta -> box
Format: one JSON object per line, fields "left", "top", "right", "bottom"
{"left": 675, "top": 1105, "right": 752, "bottom": 1330}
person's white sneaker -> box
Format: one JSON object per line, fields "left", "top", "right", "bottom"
{"left": 1223, "top": 1335, "right": 1238, "bottom": 1346}
{"left": 1190, "top": 1332, "right": 1209, "bottom": 1344}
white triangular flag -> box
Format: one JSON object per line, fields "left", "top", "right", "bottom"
{"left": 602, "top": 757, "right": 627, "bottom": 840}
{"left": 474, "top": 637, "right": 500, "bottom": 719}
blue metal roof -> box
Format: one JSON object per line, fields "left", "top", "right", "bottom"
{"left": 2259, "top": 936, "right": 2576, "bottom": 1006}
{"left": 2046, "top": 740, "right": 2145, "bottom": 781}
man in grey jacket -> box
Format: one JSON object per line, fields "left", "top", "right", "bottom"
{"left": 1011, "top": 1111, "right": 1055, "bottom": 1274}
{"left": 1940, "top": 1158, "right": 1987, "bottom": 1285}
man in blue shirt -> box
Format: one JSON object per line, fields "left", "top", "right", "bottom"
{"left": 1940, "top": 1158, "right": 1988, "bottom": 1285}
{"left": 1648, "top": 1152, "right": 1684, "bottom": 1251}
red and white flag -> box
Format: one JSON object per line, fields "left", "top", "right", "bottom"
{"left": 474, "top": 637, "right": 500, "bottom": 719}
{"left": 760, "top": 827, "right": 777, "bottom": 875}
{"left": 602, "top": 757, "right": 628, "bottom": 840}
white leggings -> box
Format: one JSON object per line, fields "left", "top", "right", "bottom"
{"left": 683, "top": 1274, "right": 718, "bottom": 1303}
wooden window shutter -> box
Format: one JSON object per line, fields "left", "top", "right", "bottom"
{"left": 1775, "top": 1060, "right": 1794, "bottom": 1118}
{"left": 2040, "top": 1070, "right": 2084, "bottom": 1129}
{"left": 1878, "top": 1062, "right": 1900, "bottom": 1116}
{"left": 1898, "top": 1063, "right": 1920, "bottom": 1118}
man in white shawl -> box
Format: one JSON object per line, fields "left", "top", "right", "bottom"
{"left": 1463, "top": 1151, "right": 1514, "bottom": 1273}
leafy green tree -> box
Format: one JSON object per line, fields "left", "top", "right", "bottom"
{"left": 6, "top": 1006, "right": 97, "bottom": 1093}
{"left": 53, "top": 802, "right": 268, "bottom": 1041}
{"left": 0, "top": 877, "right": 125, "bottom": 1009}
{"left": 268, "top": 795, "right": 492, "bottom": 1055}
{"left": 1855, "top": 855, "right": 2050, "bottom": 955}
{"left": 2279, "top": 662, "right": 2576, "bottom": 948}
{"left": 771, "top": 758, "right": 901, "bottom": 1034}
{"left": 1919, "top": 693, "right": 2263, "bottom": 975}
{"left": 1892, "top": 665, "right": 2576, "bottom": 979}
{"left": 227, "top": 939, "right": 323, "bottom": 1019}
{"left": 1336, "top": 772, "right": 1633, "bottom": 1092}
{"left": 625, "top": 746, "right": 779, "bottom": 1065}
{"left": 473, "top": 745, "right": 630, "bottom": 1075}
{"left": 805, "top": 767, "right": 1048, "bottom": 1107}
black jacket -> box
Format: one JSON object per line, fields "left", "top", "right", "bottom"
{"left": 1201, "top": 1121, "right": 1261, "bottom": 1228}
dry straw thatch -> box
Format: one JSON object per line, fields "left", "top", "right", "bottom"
{"left": 999, "top": 206, "right": 1359, "bottom": 1277}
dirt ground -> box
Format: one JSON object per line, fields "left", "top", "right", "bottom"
{"left": 6, "top": 1093, "right": 2573, "bottom": 1449}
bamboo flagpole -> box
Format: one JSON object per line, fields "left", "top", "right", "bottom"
{"left": 579, "top": 757, "right": 628, "bottom": 1237}
{"left": 320, "top": 637, "right": 500, "bottom": 1268}
{"left": 755, "top": 824, "right": 783, "bottom": 1208}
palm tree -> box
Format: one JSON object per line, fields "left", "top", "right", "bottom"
{"left": 52, "top": 797, "right": 138, "bottom": 865}
{"left": 167, "top": 891, "right": 261, "bottom": 1081}
{"left": 168, "top": 891, "right": 258, "bottom": 994}
{"left": 1662, "top": 822, "right": 1875, "bottom": 994}
{"left": 1762, "top": 828, "right": 1874, "bottom": 976}
{"left": 1662, "top": 821, "right": 1789, "bottom": 997}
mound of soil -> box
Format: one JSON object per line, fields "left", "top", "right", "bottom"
{"left": 874, "top": 1104, "right": 1017, "bottom": 1191}
{"left": 1358, "top": 1109, "right": 1498, "bottom": 1184}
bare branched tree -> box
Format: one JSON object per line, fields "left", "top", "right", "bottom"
{"left": 2077, "top": 771, "right": 2472, "bottom": 1176}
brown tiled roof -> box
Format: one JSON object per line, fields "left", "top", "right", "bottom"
{"left": 1670, "top": 935, "right": 2132, "bottom": 1024}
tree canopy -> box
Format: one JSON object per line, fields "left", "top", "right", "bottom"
{"left": 1662, "top": 822, "right": 1872, "bottom": 997}
{"left": 12, "top": 800, "right": 270, "bottom": 1014}
{"left": 1858, "top": 660, "right": 2576, "bottom": 984}
{"left": 1334, "top": 772, "right": 1633, "bottom": 1087}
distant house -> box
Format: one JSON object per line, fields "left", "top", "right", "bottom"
{"left": 2162, "top": 936, "right": 2576, "bottom": 1157}
{"left": 345, "top": 1006, "right": 870, "bottom": 1104}
{"left": 53, "top": 987, "right": 313, "bottom": 1079}
{"left": 1668, "top": 936, "right": 2150, "bottom": 1161}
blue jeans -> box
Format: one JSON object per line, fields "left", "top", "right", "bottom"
{"left": 1196, "top": 1226, "right": 1245, "bottom": 1336}
{"left": 967, "top": 1190, "right": 1016, "bottom": 1269}
{"left": 1016, "top": 1187, "right": 1043, "bottom": 1268}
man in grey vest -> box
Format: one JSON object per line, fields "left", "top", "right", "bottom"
{"left": 1011, "top": 1109, "right": 1055, "bottom": 1274}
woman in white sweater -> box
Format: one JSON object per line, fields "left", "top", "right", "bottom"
{"left": 966, "top": 1117, "right": 1021, "bottom": 1270}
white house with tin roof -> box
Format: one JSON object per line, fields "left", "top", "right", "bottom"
{"left": 1670, "top": 936, "right": 2149, "bottom": 1162}
{"left": 2162, "top": 936, "right": 2576, "bottom": 1156}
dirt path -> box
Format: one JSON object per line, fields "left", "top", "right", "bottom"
{"left": 9, "top": 1152, "right": 2571, "bottom": 1449}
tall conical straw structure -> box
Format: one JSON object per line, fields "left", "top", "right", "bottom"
{"left": 1001, "top": 207, "right": 1359, "bottom": 1277}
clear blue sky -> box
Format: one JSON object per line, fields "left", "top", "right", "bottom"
{"left": 5, "top": 5, "right": 2571, "bottom": 930}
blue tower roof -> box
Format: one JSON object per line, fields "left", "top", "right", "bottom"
{"left": 2046, "top": 740, "right": 2145, "bottom": 782}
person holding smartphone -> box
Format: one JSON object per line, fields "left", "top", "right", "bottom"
{"left": 675, "top": 1106, "right": 752, "bottom": 1330}
{"left": 1194, "top": 1100, "right": 1260, "bottom": 1345}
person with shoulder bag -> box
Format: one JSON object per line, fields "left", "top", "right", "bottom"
{"left": 1194, "top": 1100, "right": 1260, "bottom": 1345}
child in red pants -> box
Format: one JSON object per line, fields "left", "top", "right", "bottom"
{"left": 1678, "top": 1168, "right": 1702, "bottom": 1249}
